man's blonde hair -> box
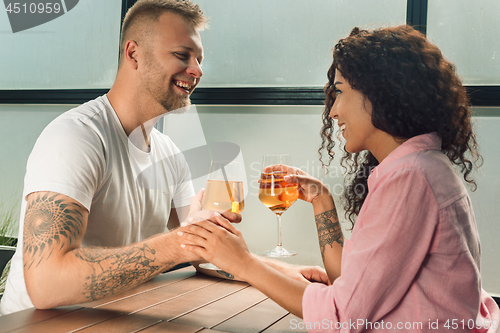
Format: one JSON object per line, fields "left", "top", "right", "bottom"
{"left": 119, "top": 0, "right": 207, "bottom": 64}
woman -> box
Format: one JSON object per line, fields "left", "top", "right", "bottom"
{"left": 178, "top": 25, "right": 499, "bottom": 332}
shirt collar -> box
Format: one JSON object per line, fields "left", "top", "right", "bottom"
{"left": 371, "top": 132, "right": 442, "bottom": 174}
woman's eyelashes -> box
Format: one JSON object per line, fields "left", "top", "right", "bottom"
{"left": 334, "top": 88, "right": 341, "bottom": 97}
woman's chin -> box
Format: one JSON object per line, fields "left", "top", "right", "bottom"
{"left": 344, "top": 144, "right": 363, "bottom": 155}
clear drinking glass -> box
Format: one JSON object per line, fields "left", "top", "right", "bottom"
{"left": 199, "top": 160, "right": 244, "bottom": 270}
{"left": 259, "top": 154, "right": 298, "bottom": 257}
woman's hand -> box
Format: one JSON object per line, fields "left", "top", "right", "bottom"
{"left": 263, "top": 165, "right": 331, "bottom": 204}
{"left": 257, "top": 255, "right": 330, "bottom": 285}
{"left": 178, "top": 213, "right": 252, "bottom": 279}
{"left": 292, "top": 265, "right": 331, "bottom": 285}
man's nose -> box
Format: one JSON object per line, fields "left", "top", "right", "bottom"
{"left": 187, "top": 58, "right": 203, "bottom": 78}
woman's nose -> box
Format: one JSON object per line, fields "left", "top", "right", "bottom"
{"left": 329, "top": 104, "right": 338, "bottom": 119}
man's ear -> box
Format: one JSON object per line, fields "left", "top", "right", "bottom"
{"left": 124, "top": 40, "right": 139, "bottom": 69}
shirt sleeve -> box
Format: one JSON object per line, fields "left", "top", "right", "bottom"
{"left": 302, "top": 165, "right": 439, "bottom": 332}
{"left": 24, "top": 118, "right": 105, "bottom": 211}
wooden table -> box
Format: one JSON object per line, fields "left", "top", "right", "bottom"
{"left": 0, "top": 266, "right": 306, "bottom": 333}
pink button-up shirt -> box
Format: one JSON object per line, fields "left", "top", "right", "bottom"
{"left": 302, "top": 133, "right": 499, "bottom": 332}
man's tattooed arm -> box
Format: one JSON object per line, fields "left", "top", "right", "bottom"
{"left": 315, "top": 209, "right": 344, "bottom": 262}
{"left": 24, "top": 191, "right": 85, "bottom": 270}
{"left": 23, "top": 191, "right": 177, "bottom": 308}
{"left": 73, "top": 246, "right": 174, "bottom": 302}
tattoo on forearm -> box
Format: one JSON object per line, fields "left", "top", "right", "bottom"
{"left": 315, "top": 209, "right": 343, "bottom": 261}
{"left": 24, "top": 192, "right": 85, "bottom": 269}
{"left": 216, "top": 270, "right": 235, "bottom": 279}
{"left": 74, "top": 244, "right": 169, "bottom": 301}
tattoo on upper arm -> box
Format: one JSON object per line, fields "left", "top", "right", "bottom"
{"left": 73, "top": 244, "right": 168, "bottom": 301}
{"left": 315, "top": 209, "right": 344, "bottom": 261}
{"left": 24, "top": 192, "right": 85, "bottom": 269}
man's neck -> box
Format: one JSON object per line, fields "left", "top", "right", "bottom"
{"left": 107, "top": 82, "right": 163, "bottom": 152}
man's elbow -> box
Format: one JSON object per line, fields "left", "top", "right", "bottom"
{"left": 25, "top": 280, "right": 55, "bottom": 309}
{"left": 24, "top": 268, "right": 65, "bottom": 310}
{"left": 26, "top": 286, "right": 58, "bottom": 310}
{"left": 31, "top": 298, "right": 55, "bottom": 310}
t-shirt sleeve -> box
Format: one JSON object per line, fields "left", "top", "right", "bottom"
{"left": 24, "top": 118, "right": 105, "bottom": 211}
{"left": 302, "top": 166, "right": 439, "bottom": 332}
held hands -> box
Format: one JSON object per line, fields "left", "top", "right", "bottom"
{"left": 179, "top": 190, "right": 332, "bottom": 285}
{"left": 263, "top": 165, "right": 331, "bottom": 204}
{"left": 178, "top": 189, "right": 246, "bottom": 275}
{"left": 171, "top": 189, "right": 242, "bottom": 264}
{"left": 178, "top": 213, "right": 251, "bottom": 279}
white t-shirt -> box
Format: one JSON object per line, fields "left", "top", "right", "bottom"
{"left": 1, "top": 95, "right": 194, "bottom": 314}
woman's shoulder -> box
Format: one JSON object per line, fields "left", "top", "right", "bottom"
{"left": 383, "top": 150, "right": 467, "bottom": 208}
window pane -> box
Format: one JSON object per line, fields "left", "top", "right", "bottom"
{"left": 1, "top": 0, "right": 122, "bottom": 89}
{"left": 196, "top": 0, "right": 406, "bottom": 87}
{"left": 427, "top": 0, "right": 500, "bottom": 85}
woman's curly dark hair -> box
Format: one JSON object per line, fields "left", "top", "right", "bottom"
{"left": 319, "top": 25, "right": 482, "bottom": 226}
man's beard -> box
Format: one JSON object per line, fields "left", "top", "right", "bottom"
{"left": 142, "top": 55, "right": 192, "bottom": 115}
{"left": 145, "top": 76, "right": 191, "bottom": 115}
{"left": 160, "top": 91, "right": 191, "bottom": 114}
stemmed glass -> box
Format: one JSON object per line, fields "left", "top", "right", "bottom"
{"left": 199, "top": 160, "right": 244, "bottom": 270}
{"left": 259, "top": 154, "right": 299, "bottom": 257}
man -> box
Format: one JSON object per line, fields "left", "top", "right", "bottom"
{"left": 1, "top": 0, "right": 327, "bottom": 315}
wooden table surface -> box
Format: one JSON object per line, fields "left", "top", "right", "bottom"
{"left": 0, "top": 266, "right": 306, "bottom": 333}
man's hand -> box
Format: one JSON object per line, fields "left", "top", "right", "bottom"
{"left": 184, "top": 189, "right": 242, "bottom": 227}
